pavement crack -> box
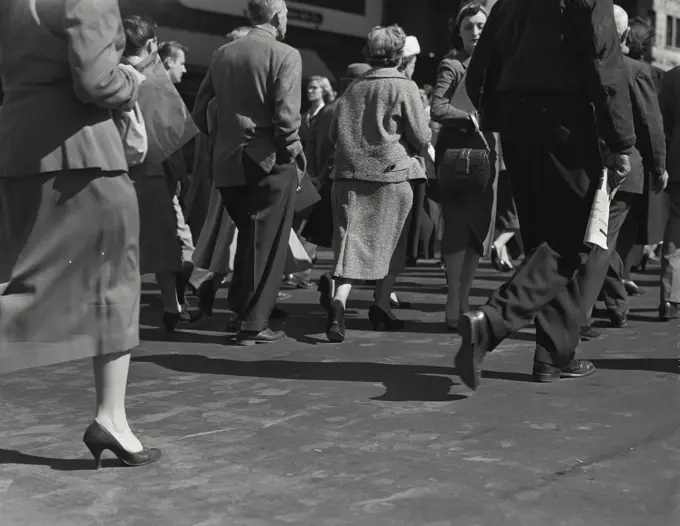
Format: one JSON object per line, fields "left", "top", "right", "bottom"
{"left": 498, "top": 419, "right": 680, "bottom": 501}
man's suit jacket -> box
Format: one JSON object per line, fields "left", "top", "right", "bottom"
{"left": 193, "top": 27, "right": 304, "bottom": 188}
{"left": 617, "top": 56, "right": 666, "bottom": 195}
{"left": 0, "top": 0, "right": 139, "bottom": 178}
{"left": 660, "top": 65, "right": 680, "bottom": 184}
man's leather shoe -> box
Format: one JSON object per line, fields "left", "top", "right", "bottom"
{"left": 608, "top": 310, "right": 628, "bottom": 328}
{"left": 532, "top": 359, "right": 596, "bottom": 383}
{"left": 623, "top": 280, "right": 642, "bottom": 296}
{"left": 277, "top": 291, "right": 292, "bottom": 301}
{"left": 659, "top": 301, "right": 680, "bottom": 321}
{"left": 236, "top": 328, "right": 286, "bottom": 346}
{"left": 580, "top": 326, "right": 604, "bottom": 341}
{"left": 454, "top": 310, "right": 494, "bottom": 391}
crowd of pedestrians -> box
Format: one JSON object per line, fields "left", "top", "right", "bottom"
{"left": 0, "top": 0, "right": 677, "bottom": 469}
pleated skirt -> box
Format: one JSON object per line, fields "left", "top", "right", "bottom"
{"left": 0, "top": 170, "right": 140, "bottom": 373}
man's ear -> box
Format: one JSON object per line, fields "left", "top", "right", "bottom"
{"left": 622, "top": 27, "right": 630, "bottom": 46}
{"left": 271, "top": 11, "right": 281, "bottom": 28}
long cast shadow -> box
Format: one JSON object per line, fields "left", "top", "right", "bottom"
{"left": 0, "top": 449, "right": 123, "bottom": 471}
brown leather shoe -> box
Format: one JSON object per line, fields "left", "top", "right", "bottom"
{"left": 454, "top": 310, "right": 494, "bottom": 391}
{"left": 236, "top": 328, "right": 286, "bottom": 346}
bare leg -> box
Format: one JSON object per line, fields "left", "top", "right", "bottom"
{"left": 493, "top": 231, "right": 515, "bottom": 267}
{"left": 333, "top": 279, "right": 353, "bottom": 307}
{"left": 93, "top": 351, "right": 143, "bottom": 453}
{"left": 493, "top": 231, "right": 515, "bottom": 249}
{"left": 459, "top": 247, "right": 481, "bottom": 314}
{"left": 156, "top": 272, "right": 181, "bottom": 313}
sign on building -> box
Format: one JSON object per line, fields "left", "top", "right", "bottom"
{"left": 177, "top": 0, "right": 383, "bottom": 38}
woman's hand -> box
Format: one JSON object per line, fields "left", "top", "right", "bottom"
{"left": 118, "top": 64, "right": 146, "bottom": 85}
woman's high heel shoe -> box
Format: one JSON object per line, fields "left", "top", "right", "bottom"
{"left": 83, "top": 421, "right": 161, "bottom": 470}
{"left": 326, "top": 299, "right": 346, "bottom": 342}
{"left": 368, "top": 305, "right": 405, "bottom": 331}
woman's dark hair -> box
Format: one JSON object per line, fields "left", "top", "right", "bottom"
{"left": 123, "top": 16, "right": 158, "bottom": 58}
{"left": 363, "top": 25, "right": 406, "bottom": 68}
{"left": 627, "top": 17, "right": 654, "bottom": 61}
{"left": 448, "top": 2, "right": 488, "bottom": 51}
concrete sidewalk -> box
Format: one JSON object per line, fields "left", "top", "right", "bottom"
{"left": 0, "top": 256, "right": 678, "bottom": 526}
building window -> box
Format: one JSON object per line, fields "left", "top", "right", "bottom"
{"left": 667, "top": 15, "right": 680, "bottom": 48}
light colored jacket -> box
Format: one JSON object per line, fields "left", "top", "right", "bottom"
{"left": 193, "top": 27, "right": 305, "bottom": 187}
{"left": 0, "top": 0, "right": 139, "bottom": 178}
{"left": 330, "top": 67, "right": 431, "bottom": 184}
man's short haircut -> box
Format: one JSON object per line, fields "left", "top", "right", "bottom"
{"left": 158, "top": 41, "right": 188, "bottom": 64}
{"left": 247, "top": 0, "right": 285, "bottom": 25}
{"left": 627, "top": 16, "right": 654, "bottom": 61}
{"left": 225, "top": 26, "right": 251, "bottom": 43}
{"left": 123, "top": 16, "right": 158, "bottom": 58}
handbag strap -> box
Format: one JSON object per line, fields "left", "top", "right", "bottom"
{"left": 469, "top": 114, "right": 491, "bottom": 152}
{"left": 449, "top": 64, "right": 491, "bottom": 153}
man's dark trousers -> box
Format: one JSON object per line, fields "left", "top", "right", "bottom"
{"left": 480, "top": 96, "right": 598, "bottom": 368}
{"left": 578, "top": 192, "right": 635, "bottom": 327}
{"left": 219, "top": 153, "right": 297, "bottom": 332}
{"left": 577, "top": 193, "right": 634, "bottom": 326}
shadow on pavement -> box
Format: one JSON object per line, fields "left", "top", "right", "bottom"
{"left": 0, "top": 449, "right": 123, "bottom": 471}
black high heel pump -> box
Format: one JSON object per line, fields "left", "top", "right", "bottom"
{"left": 368, "top": 305, "right": 405, "bottom": 331}
{"left": 83, "top": 421, "right": 161, "bottom": 470}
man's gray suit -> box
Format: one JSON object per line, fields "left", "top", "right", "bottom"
{"left": 193, "top": 26, "right": 304, "bottom": 333}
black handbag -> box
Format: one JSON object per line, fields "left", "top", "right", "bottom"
{"left": 294, "top": 173, "right": 322, "bottom": 217}
{"left": 438, "top": 114, "right": 494, "bottom": 193}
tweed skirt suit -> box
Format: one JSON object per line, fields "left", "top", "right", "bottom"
{"left": 0, "top": 0, "right": 142, "bottom": 373}
{"left": 329, "top": 67, "right": 431, "bottom": 280}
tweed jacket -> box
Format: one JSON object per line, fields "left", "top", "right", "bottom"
{"left": 330, "top": 67, "right": 431, "bottom": 184}
{"left": 193, "top": 27, "right": 305, "bottom": 188}
{"left": 0, "top": 0, "right": 139, "bottom": 178}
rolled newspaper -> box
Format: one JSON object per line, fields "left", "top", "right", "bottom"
{"left": 584, "top": 168, "right": 610, "bottom": 250}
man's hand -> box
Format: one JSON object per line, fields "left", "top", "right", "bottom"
{"left": 653, "top": 170, "right": 669, "bottom": 194}
{"left": 605, "top": 152, "right": 631, "bottom": 191}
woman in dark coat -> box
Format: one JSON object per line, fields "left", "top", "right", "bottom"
{"left": 431, "top": 3, "right": 497, "bottom": 330}
{"left": 0, "top": 0, "right": 160, "bottom": 468}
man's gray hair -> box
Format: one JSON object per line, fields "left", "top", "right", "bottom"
{"left": 613, "top": 4, "right": 629, "bottom": 39}
{"left": 247, "top": 0, "right": 286, "bottom": 25}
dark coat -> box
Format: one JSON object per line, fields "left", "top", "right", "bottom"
{"left": 193, "top": 27, "right": 305, "bottom": 188}
{"left": 621, "top": 56, "right": 667, "bottom": 244}
{"left": 466, "top": 0, "right": 635, "bottom": 155}
{"left": 617, "top": 56, "right": 665, "bottom": 195}
{"left": 301, "top": 101, "right": 337, "bottom": 248}
{"left": 661, "top": 65, "right": 680, "bottom": 185}
{"left": 0, "top": 0, "right": 139, "bottom": 178}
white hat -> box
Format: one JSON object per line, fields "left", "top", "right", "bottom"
{"left": 403, "top": 36, "right": 421, "bottom": 58}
